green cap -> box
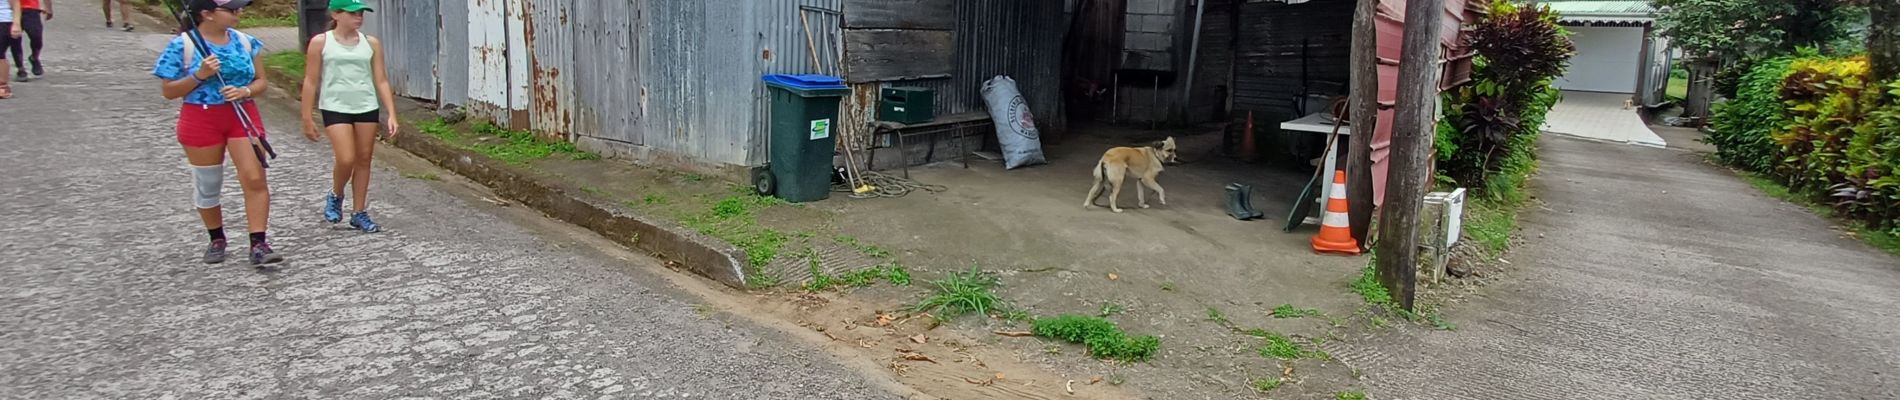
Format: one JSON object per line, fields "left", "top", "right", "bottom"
{"left": 329, "top": 0, "right": 372, "bottom": 12}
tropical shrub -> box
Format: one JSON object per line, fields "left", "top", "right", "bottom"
{"left": 1709, "top": 53, "right": 1804, "bottom": 173}
{"left": 1770, "top": 57, "right": 1900, "bottom": 228}
{"left": 1435, "top": 0, "right": 1575, "bottom": 199}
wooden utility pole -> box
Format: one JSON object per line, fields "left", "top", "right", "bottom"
{"left": 1377, "top": 0, "right": 1447, "bottom": 312}
{"left": 1345, "top": 0, "right": 1380, "bottom": 248}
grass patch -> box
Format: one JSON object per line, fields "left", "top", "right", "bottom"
{"left": 1159, "top": 281, "right": 1177, "bottom": 291}
{"left": 1205, "top": 307, "right": 1230, "bottom": 325}
{"left": 822, "top": 263, "right": 913, "bottom": 289}
{"left": 1257, "top": 331, "right": 1329, "bottom": 360}
{"left": 1336, "top": 390, "right": 1368, "bottom": 400}
{"left": 1666, "top": 75, "right": 1688, "bottom": 101}
{"left": 262, "top": 51, "right": 304, "bottom": 81}
{"left": 1030, "top": 315, "right": 1161, "bottom": 362}
{"left": 466, "top": 122, "right": 581, "bottom": 164}
{"left": 911, "top": 267, "right": 1005, "bottom": 319}
{"left": 417, "top": 118, "right": 459, "bottom": 141}
{"left": 1740, "top": 172, "right": 1900, "bottom": 257}
{"left": 237, "top": 14, "right": 297, "bottom": 28}
{"left": 832, "top": 235, "right": 894, "bottom": 259}
{"left": 1350, "top": 263, "right": 1393, "bottom": 307}
{"left": 1098, "top": 303, "right": 1124, "bottom": 317}
{"left": 1250, "top": 377, "right": 1283, "bottom": 392}
{"left": 1271, "top": 304, "right": 1323, "bottom": 319}
{"left": 570, "top": 151, "right": 601, "bottom": 161}
{"left": 1464, "top": 197, "right": 1522, "bottom": 258}
{"left": 402, "top": 172, "right": 439, "bottom": 181}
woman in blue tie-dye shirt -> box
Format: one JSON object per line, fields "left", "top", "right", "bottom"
{"left": 152, "top": 0, "right": 282, "bottom": 266}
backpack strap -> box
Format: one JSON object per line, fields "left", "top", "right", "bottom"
{"left": 179, "top": 29, "right": 255, "bottom": 66}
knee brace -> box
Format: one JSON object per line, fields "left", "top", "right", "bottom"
{"left": 191, "top": 164, "right": 224, "bottom": 209}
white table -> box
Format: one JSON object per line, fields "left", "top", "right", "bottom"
{"left": 1279, "top": 113, "right": 1353, "bottom": 221}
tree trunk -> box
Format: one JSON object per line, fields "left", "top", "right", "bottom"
{"left": 1683, "top": 58, "right": 1717, "bottom": 124}
{"left": 1346, "top": 0, "right": 1380, "bottom": 247}
{"left": 1377, "top": 0, "right": 1446, "bottom": 312}
{"left": 1872, "top": 0, "right": 1900, "bottom": 82}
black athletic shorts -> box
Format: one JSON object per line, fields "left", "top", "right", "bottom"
{"left": 321, "top": 109, "right": 382, "bottom": 126}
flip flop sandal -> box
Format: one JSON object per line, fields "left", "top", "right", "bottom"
{"left": 0, "top": 83, "right": 12, "bottom": 99}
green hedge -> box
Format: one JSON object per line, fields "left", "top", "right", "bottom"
{"left": 1709, "top": 53, "right": 1803, "bottom": 173}
{"left": 1712, "top": 51, "right": 1900, "bottom": 231}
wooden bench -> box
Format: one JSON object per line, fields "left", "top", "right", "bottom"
{"left": 867, "top": 112, "right": 994, "bottom": 178}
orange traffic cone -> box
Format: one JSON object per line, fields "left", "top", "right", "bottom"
{"left": 1311, "top": 170, "right": 1361, "bottom": 255}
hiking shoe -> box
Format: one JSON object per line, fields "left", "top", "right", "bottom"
{"left": 249, "top": 241, "right": 284, "bottom": 265}
{"left": 350, "top": 211, "right": 382, "bottom": 233}
{"left": 203, "top": 239, "right": 227, "bottom": 264}
{"left": 322, "top": 193, "right": 344, "bottom": 223}
{"left": 13, "top": 71, "right": 25, "bottom": 82}
{"left": 30, "top": 64, "right": 42, "bottom": 77}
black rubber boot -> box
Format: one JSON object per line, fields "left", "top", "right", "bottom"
{"left": 1238, "top": 184, "right": 1264, "bottom": 220}
{"left": 1226, "top": 184, "right": 1262, "bottom": 220}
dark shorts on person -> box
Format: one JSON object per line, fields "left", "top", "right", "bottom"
{"left": 321, "top": 109, "right": 381, "bottom": 126}
{"left": 177, "top": 102, "right": 268, "bottom": 148}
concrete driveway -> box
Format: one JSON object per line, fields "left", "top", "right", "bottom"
{"left": 1335, "top": 135, "right": 1900, "bottom": 399}
{"left": 1543, "top": 91, "right": 1668, "bottom": 148}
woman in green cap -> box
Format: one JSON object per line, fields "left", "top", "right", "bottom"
{"left": 299, "top": 0, "right": 398, "bottom": 233}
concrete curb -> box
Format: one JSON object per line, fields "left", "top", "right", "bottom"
{"left": 255, "top": 63, "right": 753, "bottom": 289}
{"left": 388, "top": 128, "right": 755, "bottom": 289}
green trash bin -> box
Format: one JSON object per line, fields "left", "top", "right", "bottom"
{"left": 762, "top": 74, "right": 850, "bottom": 203}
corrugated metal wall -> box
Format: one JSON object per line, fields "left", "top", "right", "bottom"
{"left": 467, "top": 0, "right": 511, "bottom": 124}
{"left": 1232, "top": 0, "right": 1354, "bottom": 121}
{"left": 360, "top": 0, "right": 438, "bottom": 101}
{"left": 568, "top": 0, "right": 642, "bottom": 145}
{"left": 1189, "top": 0, "right": 1238, "bottom": 123}
{"left": 363, "top": 0, "right": 1061, "bottom": 168}
{"left": 438, "top": 0, "right": 469, "bottom": 106}
{"left": 881, "top": 0, "right": 1066, "bottom": 129}
{"left": 526, "top": 0, "right": 577, "bottom": 138}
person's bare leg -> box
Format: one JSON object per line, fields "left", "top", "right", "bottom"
{"left": 325, "top": 123, "right": 357, "bottom": 197}
{"left": 349, "top": 122, "right": 378, "bottom": 212}
{"left": 226, "top": 139, "right": 270, "bottom": 235}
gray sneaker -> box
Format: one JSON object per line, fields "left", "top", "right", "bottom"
{"left": 249, "top": 241, "right": 284, "bottom": 266}
{"left": 203, "top": 239, "right": 227, "bottom": 264}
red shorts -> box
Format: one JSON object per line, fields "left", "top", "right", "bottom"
{"left": 176, "top": 102, "right": 268, "bottom": 148}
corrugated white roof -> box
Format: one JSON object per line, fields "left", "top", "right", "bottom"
{"left": 1538, "top": 1, "right": 1655, "bottom": 23}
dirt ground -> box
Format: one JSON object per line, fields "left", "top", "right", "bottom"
{"left": 429, "top": 113, "right": 1382, "bottom": 398}
{"left": 823, "top": 125, "right": 1375, "bottom": 399}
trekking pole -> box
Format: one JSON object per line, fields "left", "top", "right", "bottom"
{"left": 164, "top": 0, "right": 277, "bottom": 168}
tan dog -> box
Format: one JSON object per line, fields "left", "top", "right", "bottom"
{"left": 1084, "top": 137, "right": 1179, "bottom": 213}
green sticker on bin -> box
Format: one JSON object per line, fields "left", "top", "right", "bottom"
{"left": 809, "top": 119, "right": 831, "bottom": 140}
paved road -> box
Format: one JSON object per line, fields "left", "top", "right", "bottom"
{"left": 0, "top": 10, "right": 897, "bottom": 400}
{"left": 1339, "top": 135, "right": 1900, "bottom": 399}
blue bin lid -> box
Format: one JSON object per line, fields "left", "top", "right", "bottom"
{"left": 762, "top": 74, "right": 847, "bottom": 90}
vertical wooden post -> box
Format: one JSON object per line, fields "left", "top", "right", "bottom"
{"left": 1345, "top": 0, "right": 1379, "bottom": 248}
{"left": 1377, "top": 0, "right": 1447, "bottom": 312}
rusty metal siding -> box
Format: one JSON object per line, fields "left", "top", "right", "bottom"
{"left": 525, "top": 0, "right": 577, "bottom": 138}
{"left": 438, "top": 0, "right": 469, "bottom": 106}
{"left": 468, "top": 0, "right": 511, "bottom": 124}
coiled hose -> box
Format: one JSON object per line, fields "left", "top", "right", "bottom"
{"left": 830, "top": 170, "right": 948, "bottom": 199}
